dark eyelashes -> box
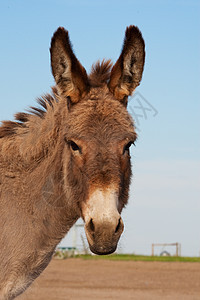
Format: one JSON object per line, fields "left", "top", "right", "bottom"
{"left": 65, "top": 139, "right": 82, "bottom": 153}
{"left": 123, "top": 141, "right": 135, "bottom": 154}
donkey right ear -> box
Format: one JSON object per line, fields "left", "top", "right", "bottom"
{"left": 108, "top": 26, "right": 145, "bottom": 104}
{"left": 50, "top": 27, "right": 90, "bottom": 103}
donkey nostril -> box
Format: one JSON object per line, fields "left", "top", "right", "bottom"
{"left": 115, "top": 218, "right": 122, "bottom": 233}
{"left": 89, "top": 218, "right": 95, "bottom": 233}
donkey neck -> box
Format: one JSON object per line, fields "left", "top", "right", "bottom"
{"left": 0, "top": 100, "right": 79, "bottom": 247}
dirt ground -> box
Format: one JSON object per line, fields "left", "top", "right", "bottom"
{"left": 19, "top": 258, "right": 200, "bottom": 300}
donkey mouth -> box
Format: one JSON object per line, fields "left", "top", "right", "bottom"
{"left": 84, "top": 216, "right": 124, "bottom": 256}
{"left": 89, "top": 244, "right": 117, "bottom": 256}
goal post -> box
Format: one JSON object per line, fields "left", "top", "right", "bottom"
{"left": 152, "top": 242, "right": 181, "bottom": 256}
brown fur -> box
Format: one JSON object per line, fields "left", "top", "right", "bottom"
{"left": 89, "top": 59, "right": 113, "bottom": 87}
{"left": 0, "top": 26, "right": 145, "bottom": 299}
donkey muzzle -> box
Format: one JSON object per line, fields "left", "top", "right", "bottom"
{"left": 85, "top": 216, "right": 124, "bottom": 255}
{"left": 82, "top": 187, "right": 124, "bottom": 255}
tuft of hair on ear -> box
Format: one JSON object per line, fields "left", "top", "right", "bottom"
{"left": 89, "top": 59, "right": 113, "bottom": 87}
{"left": 50, "top": 27, "right": 90, "bottom": 104}
{"left": 109, "top": 25, "right": 145, "bottom": 103}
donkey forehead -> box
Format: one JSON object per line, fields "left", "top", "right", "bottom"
{"left": 65, "top": 98, "right": 136, "bottom": 140}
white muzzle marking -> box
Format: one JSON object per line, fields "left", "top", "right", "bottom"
{"left": 83, "top": 186, "right": 119, "bottom": 223}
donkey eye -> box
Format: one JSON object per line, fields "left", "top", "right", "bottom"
{"left": 123, "top": 141, "right": 133, "bottom": 154}
{"left": 70, "top": 141, "right": 81, "bottom": 152}
{"left": 65, "top": 139, "right": 82, "bottom": 153}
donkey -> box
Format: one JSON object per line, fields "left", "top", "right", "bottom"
{"left": 0, "top": 25, "right": 145, "bottom": 299}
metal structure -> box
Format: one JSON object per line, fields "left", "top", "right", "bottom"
{"left": 72, "top": 222, "right": 88, "bottom": 254}
{"left": 152, "top": 242, "right": 181, "bottom": 256}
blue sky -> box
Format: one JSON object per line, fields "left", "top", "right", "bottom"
{"left": 0, "top": 0, "right": 199, "bottom": 256}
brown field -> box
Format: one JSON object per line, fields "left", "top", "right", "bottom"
{"left": 19, "top": 258, "right": 200, "bottom": 300}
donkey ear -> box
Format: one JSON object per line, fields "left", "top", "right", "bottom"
{"left": 50, "top": 27, "right": 90, "bottom": 103}
{"left": 109, "top": 26, "right": 145, "bottom": 104}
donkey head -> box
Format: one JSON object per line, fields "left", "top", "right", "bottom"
{"left": 50, "top": 26, "right": 145, "bottom": 255}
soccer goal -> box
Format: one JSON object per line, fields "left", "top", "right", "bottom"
{"left": 151, "top": 242, "right": 181, "bottom": 256}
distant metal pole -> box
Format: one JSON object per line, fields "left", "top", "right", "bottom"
{"left": 176, "top": 243, "right": 178, "bottom": 256}
{"left": 152, "top": 244, "right": 154, "bottom": 256}
{"left": 72, "top": 225, "right": 77, "bottom": 249}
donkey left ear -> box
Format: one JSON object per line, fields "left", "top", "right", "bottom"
{"left": 50, "top": 27, "right": 90, "bottom": 103}
{"left": 108, "top": 26, "right": 145, "bottom": 104}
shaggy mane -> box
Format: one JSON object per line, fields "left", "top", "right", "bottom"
{"left": 89, "top": 59, "right": 113, "bottom": 87}
{"left": 0, "top": 88, "right": 57, "bottom": 138}
{"left": 0, "top": 60, "right": 113, "bottom": 139}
